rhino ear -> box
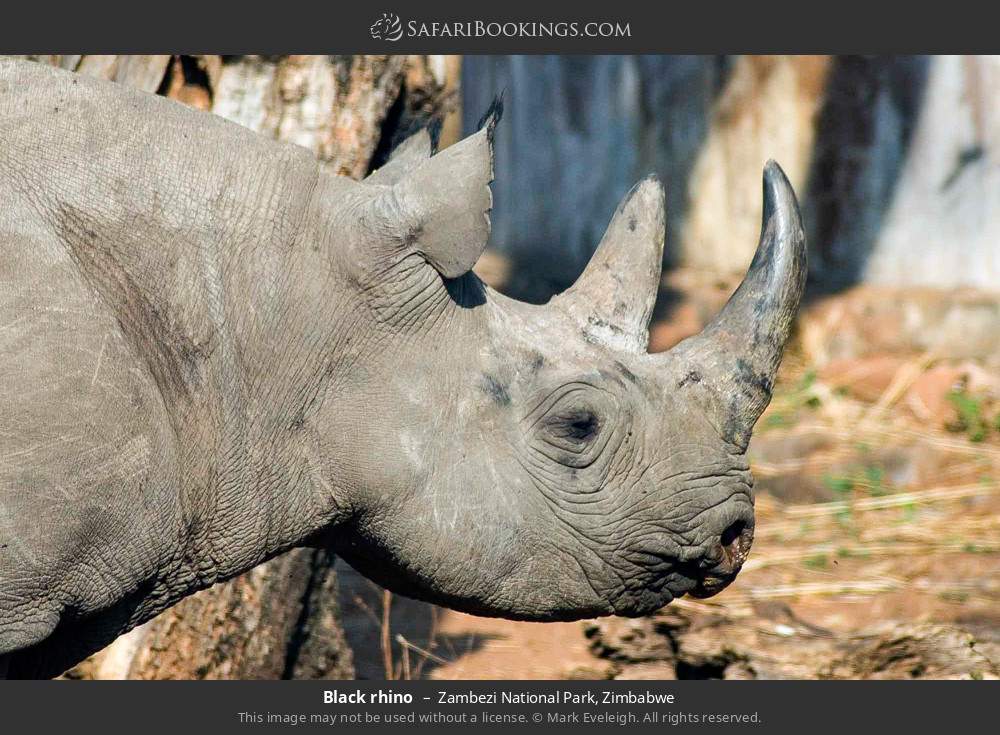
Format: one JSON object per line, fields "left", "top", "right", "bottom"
{"left": 365, "top": 124, "right": 437, "bottom": 186}
{"left": 370, "top": 97, "right": 501, "bottom": 279}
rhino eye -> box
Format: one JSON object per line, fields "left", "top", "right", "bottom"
{"left": 525, "top": 382, "right": 619, "bottom": 468}
{"left": 540, "top": 408, "right": 604, "bottom": 459}
{"left": 545, "top": 410, "right": 600, "bottom": 443}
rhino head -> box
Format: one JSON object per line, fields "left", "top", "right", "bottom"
{"left": 317, "top": 100, "right": 807, "bottom": 620}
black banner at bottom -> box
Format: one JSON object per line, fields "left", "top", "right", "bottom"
{"left": 1, "top": 680, "right": 990, "bottom": 733}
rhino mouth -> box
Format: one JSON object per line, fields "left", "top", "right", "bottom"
{"left": 688, "top": 574, "right": 738, "bottom": 599}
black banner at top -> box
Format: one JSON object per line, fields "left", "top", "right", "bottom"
{"left": 0, "top": 0, "right": 997, "bottom": 54}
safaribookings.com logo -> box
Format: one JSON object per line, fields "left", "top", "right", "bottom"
{"left": 369, "top": 14, "right": 631, "bottom": 41}
{"left": 370, "top": 13, "right": 404, "bottom": 41}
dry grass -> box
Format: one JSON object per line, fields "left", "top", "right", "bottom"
{"left": 717, "top": 355, "right": 1000, "bottom": 629}
{"left": 350, "top": 586, "right": 450, "bottom": 680}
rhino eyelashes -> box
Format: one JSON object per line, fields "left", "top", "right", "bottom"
{"left": 537, "top": 410, "right": 604, "bottom": 464}
{"left": 544, "top": 410, "right": 601, "bottom": 444}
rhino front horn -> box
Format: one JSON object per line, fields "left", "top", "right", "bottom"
{"left": 670, "top": 160, "right": 807, "bottom": 448}
{"left": 554, "top": 175, "right": 666, "bottom": 352}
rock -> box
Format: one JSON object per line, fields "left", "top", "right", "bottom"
{"left": 615, "top": 662, "right": 677, "bottom": 680}
{"left": 822, "top": 623, "right": 999, "bottom": 680}
{"left": 903, "top": 364, "right": 970, "bottom": 423}
{"left": 585, "top": 608, "right": 999, "bottom": 680}
{"left": 583, "top": 615, "right": 681, "bottom": 664}
{"left": 562, "top": 663, "right": 620, "bottom": 680}
{"left": 754, "top": 473, "right": 840, "bottom": 504}
{"left": 749, "top": 431, "right": 836, "bottom": 465}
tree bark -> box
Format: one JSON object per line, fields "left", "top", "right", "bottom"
{"left": 859, "top": 56, "right": 1000, "bottom": 290}
{"left": 16, "top": 54, "right": 456, "bottom": 679}
{"left": 463, "top": 55, "right": 997, "bottom": 294}
{"left": 461, "top": 56, "right": 830, "bottom": 298}
{"left": 680, "top": 56, "right": 831, "bottom": 272}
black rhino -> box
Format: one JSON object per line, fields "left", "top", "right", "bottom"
{"left": 0, "top": 59, "right": 805, "bottom": 677}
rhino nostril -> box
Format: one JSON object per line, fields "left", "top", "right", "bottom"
{"left": 720, "top": 520, "right": 744, "bottom": 549}
{"left": 719, "top": 520, "right": 750, "bottom": 568}
{"left": 686, "top": 519, "right": 753, "bottom": 600}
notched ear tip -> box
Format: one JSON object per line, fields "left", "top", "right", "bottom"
{"left": 426, "top": 117, "right": 443, "bottom": 154}
{"left": 477, "top": 91, "right": 505, "bottom": 145}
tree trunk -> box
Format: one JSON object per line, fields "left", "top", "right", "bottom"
{"left": 859, "top": 55, "right": 1000, "bottom": 289}
{"left": 462, "top": 55, "right": 728, "bottom": 301}
{"left": 17, "top": 54, "right": 456, "bottom": 679}
{"left": 463, "top": 55, "right": 997, "bottom": 294}
{"left": 461, "top": 56, "right": 830, "bottom": 298}
{"left": 680, "top": 56, "right": 830, "bottom": 272}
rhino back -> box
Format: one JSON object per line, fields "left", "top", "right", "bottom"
{"left": 0, "top": 59, "right": 324, "bottom": 664}
{"left": 0, "top": 59, "right": 325, "bottom": 407}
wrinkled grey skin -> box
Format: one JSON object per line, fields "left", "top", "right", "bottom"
{"left": 0, "top": 59, "right": 806, "bottom": 678}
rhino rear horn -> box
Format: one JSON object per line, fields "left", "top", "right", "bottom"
{"left": 669, "top": 161, "right": 807, "bottom": 448}
{"left": 554, "top": 176, "right": 666, "bottom": 352}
